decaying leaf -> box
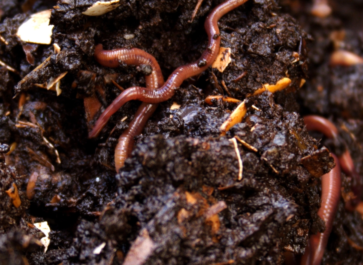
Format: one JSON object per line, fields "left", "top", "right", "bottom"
{"left": 82, "top": 0, "right": 121, "bottom": 16}
{"left": 34, "top": 221, "right": 51, "bottom": 253}
{"left": 212, "top": 47, "right": 232, "bottom": 72}
{"left": 17, "top": 10, "right": 54, "bottom": 45}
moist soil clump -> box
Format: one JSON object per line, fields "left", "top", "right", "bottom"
{"left": 0, "top": 0, "right": 362, "bottom": 264}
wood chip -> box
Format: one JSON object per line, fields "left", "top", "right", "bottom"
{"left": 185, "top": 191, "right": 197, "bottom": 205}
{"left": 93, "top": 242, "right": 106, "bottom": 255}
{"left": 17, "top": 10, "right": 54, "bottom": 45}
{"left": 253, "top": 77, "right": 291, "bottom": 96}
{"left": 123, "top": 229, "right": 155, "bottom": 265}
{"left": 212, "top": 47, "right": 232, "bottom": 72}
{"left": 53, "top": 43, "right": 61, "bottom": 54}
{"left": 220, "top": 100, "right": 247, "bottom": 136}
{"left": 6, "top": 183, "right": 21, "bottom": 208}
{"left": 177, "top": 208, "right": 190, "bottom": 224}
{"left": 170, "top": 102, "right": 181, "bottom": 110}
{"left": 34, "top": 221, "right": 51, "bottom": 253}
{"left": 299, "top": 79, "right": 306, "bottom": 88}
{"left": 82, "top": 0, "right": 121, "bottom": 16}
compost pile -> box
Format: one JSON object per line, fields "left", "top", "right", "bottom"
{"left": 0, "top": 0, "right": 362, "bottom": 264}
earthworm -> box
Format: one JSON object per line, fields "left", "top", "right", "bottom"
{"left": 94, "top": 44, "right": 164, "bottom": 91}
{"left": 303, "top": 115, "right": 338, "bottom": 139}
{"left": 304, "top": 115, "right": 361, "bottom": 209}
{"left": 301, "top": 154, "right": 341, "bottom": 265}
{"left": 94, "top": 45, "right": 165, "bottom": 171}
{"left": 114, "top": 103, "right": 160, "bottom": 171}
{"left": 89, "top": 0, "right": 249, "bottom": 138}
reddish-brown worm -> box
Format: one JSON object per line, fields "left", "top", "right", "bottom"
{"left": 89, "top": 0, "right": 249, "bottom": 138}
{"left": 94, "top": 44, "right": 164, "bottom": 91}
{"left": 304, "top": 115, "right": 361, "bottom": 209}
{"left": 94, "top": 45, "right": 164, "bottom": 171}
{"left": 301, "top": 154, "right": 341, "bottom": 265}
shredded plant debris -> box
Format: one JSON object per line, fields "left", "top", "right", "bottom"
{"left": 0, "top": 0, "right": 362, "bottom": 264}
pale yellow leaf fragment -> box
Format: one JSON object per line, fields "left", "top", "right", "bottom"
{"left": 17, "top": 10, "right": 54, "bottom": 45}
{"left": 34, "top": 221, "right": 51, "bottom": 253}
{"left": 170, "top": 102, "right": 181, "bottom": 110}
{"left": 212, "top": 47, "right": 232, "bottom": 72}
{"left": 82, "top": 0, "right": 121, "bottom": 16}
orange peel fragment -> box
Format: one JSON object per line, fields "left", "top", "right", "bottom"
{"left": 6, "top": 183, "right": 21, "bottom": 208}
{"left": 252, "top": 77, "right": 291, "bottom": 96}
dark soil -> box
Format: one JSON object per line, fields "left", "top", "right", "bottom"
{"left": 0, "top": 0, "right": 362, "bottom": 264}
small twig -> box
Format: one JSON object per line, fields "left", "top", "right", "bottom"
{"left": 210, "top": 72, "right": 224, "bottom": 94}
{"left": 232, "top": 71, "right": 247, "bottom": 82}
{"left": 204, "top": 201, "right": 227, "bottom": 219}
{"left": 221, "top": 80, "right": 232, "bottom": 96}
{"left": 16, "top": 120, "right": 38, "bottom": 128}
{"left": 229, "top": 138, "right": 243, "bottom": 180}
{"left": 0, "top": 35, "right": 8, "bottom": 45}
{"left": 111, "top": 79, "right": 124, "bottom": 91}
{"left": 251, "top": 105, "right": 261, "bottom": 111}
{"left": 205, "top": 95, "right": 241, "bottom": 105}
{"left": 0, "top": 59, "right": 18, "bottom": 74}
{"left": 189, "top": 0, "right": 204, "bottom": 22}
{"left": 234, "top": 136, "right": 258, "bottom": 152}
{"left": 42, "top": 136, "right": 61, "bottom": 164}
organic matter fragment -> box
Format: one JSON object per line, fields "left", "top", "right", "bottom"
{"left": 330, "top": 50, "right": 363, "bottom": 66}
{"left": 220, "top": 100, "right": 247, "bottom": 136}
{"left": 6, "top": 183, "right": 21, "bottom": 208}
{"left": 212, "top": 47, "right": 232, "bottom": 72}
{"left": 82, "top": 0, "right": 121, "bottom": 16}
{"left": 17, "top": 10, "right": 54, "bottom": 45}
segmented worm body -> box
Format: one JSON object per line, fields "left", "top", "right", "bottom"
{"left": 94, "top": 45, "right": 164, "bottom": 171}
{"left": 94, "top": 44, "right": 164, "bottom": 90}
{"left": 302, "top": 115, "right": 363, "bottom": 264}
{"left": 89, "top": 0, "right": 249, "bottom": 138}
{"left": 304, "top": 115, "right": 361, "bottom": 210}
{"left": 301, "top": 155, "right": 341, "bottom": 265}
